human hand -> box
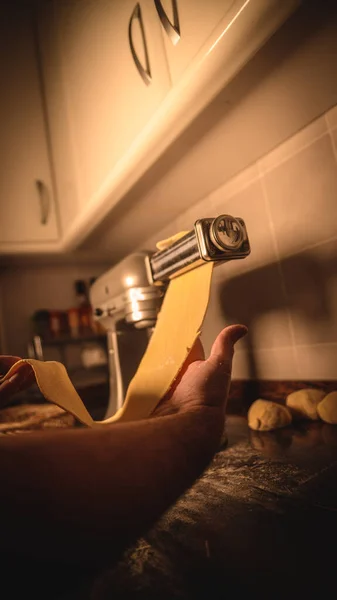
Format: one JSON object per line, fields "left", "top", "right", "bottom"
{"left": 0, "top": 324, "right": 247, "bottom": 418}
{"left": 0, "top": 356, "right": 35, "bottom": 407}
{"left": 152, "top": 324, "right": 247, "bottom": 418}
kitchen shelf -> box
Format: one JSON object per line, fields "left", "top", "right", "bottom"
{"left": 39, "top": 333, "right": 107, "bottom": 347}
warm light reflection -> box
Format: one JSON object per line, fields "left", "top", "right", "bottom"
{"left": 130, "top": 288, "right": 144, "bottom": 300}
{"left": 131, "top": 299, "right": 140, "bottom": 311}
{"left": 207, "top": 0, "right": 251, "bottom": 57}
{"left": 125, "top": 276, "right": 134, "bottom": 287}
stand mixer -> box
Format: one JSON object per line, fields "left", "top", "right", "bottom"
{"left": 90, "top": 215, "right": 250, "bottom": 418}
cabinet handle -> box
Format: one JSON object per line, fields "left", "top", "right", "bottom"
{"left": 35, "top": 179, "right": 50, "bottom": 225}
{"left": 128, "top": 3, "right": 152, "bottom": 86}
{"left": 154, "top": 0, "right": 180, "bottom": 46}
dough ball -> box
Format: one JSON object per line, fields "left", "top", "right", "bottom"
{"left": 317, "top": 392, "right": 337, "bottom": 424}
{"left": 248, "top": 399, "right": 292, "bottom": 431}
{"left": 286, "top": 388, "right": 325, "bottom": 421}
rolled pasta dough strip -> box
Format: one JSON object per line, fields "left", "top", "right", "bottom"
{"left": 0, "top": 359, "right": 94, "bottom": 427}
{"left": 0, "top": 263, "right": 214, "bottom": 426}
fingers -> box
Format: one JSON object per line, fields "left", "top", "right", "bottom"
{"left": 0, "top": 363, "right": 35, "bottom": 407}
{"left": 197, "top": 325, "right": 247, "bottom": 412}
{"left": 208, "top": 324, "right": 248, "bottom": 372}
{"left": 0, "top": 355, "right": 23, "bottom": 377}
{"left": 0, "top": 374, "right": 21, "bottom": 407}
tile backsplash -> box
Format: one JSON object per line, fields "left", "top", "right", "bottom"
{"left": 143, "top": 106, "right": 337, "bottom": 381}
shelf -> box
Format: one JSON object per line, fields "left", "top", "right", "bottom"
{"left": 38, "top": 333, "right": 107, "bottom": 347}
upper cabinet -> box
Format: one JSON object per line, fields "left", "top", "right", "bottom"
{"left": 0, "top": 3, "right": 59, "bottom": 246}
{"left": 39, "top": 0, "right": 171, "bottom": 237}
{"left": 154, "top": 0, "right": 238, "bottom": 84}
{"left": 0, "top": 0, "right": 300, "bottom": 256}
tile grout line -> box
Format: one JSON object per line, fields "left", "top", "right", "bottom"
{"left": 324, "top": 105, "right": 337, "bottom": 132}
{"left": 295, "top": 342, "right": 337, "bottom": 349}
{"left": 258, "top": 130, "right": 328, "bottom": 176}
{"left": 257, "top": 165, "right": 299, "bottom": 377}
{"left": 275, "top": 233, "right": 337, "bottom": 260}
{"left": 325, "top": 113, "right": 337, "bottom": 166}
{"left": 208, "top": 170, "right": 260, "bottom": 210}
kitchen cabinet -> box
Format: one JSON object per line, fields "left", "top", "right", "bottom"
{"left": 0, "top": 3, "right": 59, "bottom": 246}
{"left": 155, "top": 0, "right": 240, "bottom": 84}
{"left": 41, "top": 0, "right": 171, "bottom": 231}
{"left": 37, "top": 0, "right": 298, "bottom": 253}
{"left": 1, "top": 0, "right": 299, "bottom": 257}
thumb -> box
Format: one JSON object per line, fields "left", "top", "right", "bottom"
{"left": 198, "top": 325, "right": 248, "bottom": 412}
{"left": 208, "top": 324, "right": 248, "bottom": 373}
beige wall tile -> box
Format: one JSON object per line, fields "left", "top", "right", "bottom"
{"left": 331, "top": 128, "right": 337, "bottom": 161}
{"left": 175, "top": 196, "right": 213, "bottom": 231}
{"left": 227, "top": 347, "right": 300, "bottom": 381}
{"left": 202, "top": 262, "right": 293, "bottom": 354}
{"left": 258, "top": 116, "right": 327, "bottom": 174}
{"left": 295, "top": 343, "right": 337, "bottom": 380}
{"left": 208, "top": 164, "right": 260, "bottom": 205}
{"left": 210, "top": 179, "right": 277, "bottom": 276}
{"left": 262, "top": 135, "right": 337, "bottom": 258}
{"left": 252, "top": 307, "right": 294, "bottom": 351}
{"left": 141, "top": 219, "right": 183, "bottom": 252}
{"left": 254, "top": 346, "right": 299, "bottom": 380}
{"left": 231, "top": 350, "right": 251, "bottom": 380}
{"left": 281, "top": 238, "right": 337, "bottom": 346}
{"left": 326, "top": 105, "right": 337, "bottom": 130}
{"left": 201, "top": 273, "right": 252, "bottom": 357}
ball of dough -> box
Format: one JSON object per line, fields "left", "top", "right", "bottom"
{"left": 248, "top": 399, "right": 292, "bottom": 431}
{"left": 286, "top": 388, "right": 325, "bottom": 421}
{"left": 317, "top": 392, "right": 337, "bottom": 424}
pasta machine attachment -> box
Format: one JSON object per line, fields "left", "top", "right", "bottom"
{"left": 90, "top": 215, "right": 250, "bottom": 418}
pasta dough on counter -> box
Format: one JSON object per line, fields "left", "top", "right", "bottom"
{"left": 248, "top": 399, "right": 292, "bottom": 432}
{"left": 317, "top": 392, "right": 337, "bottom": 424}
{"left": 286, "top": 388, "right": 325, "bottom": 421}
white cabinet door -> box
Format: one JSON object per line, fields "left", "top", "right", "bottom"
{"left": 0, "top": 3, "right": 59, "bottom": 244}
{"left": 49, "top": 0, "right": 171, "bottom": 215}
{"left": 155, "top": 0, "right": 243, "bottom": 84}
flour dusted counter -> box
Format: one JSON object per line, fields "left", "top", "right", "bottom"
{"left": 1, "top": 414, "right": 337, "bottom": 598}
